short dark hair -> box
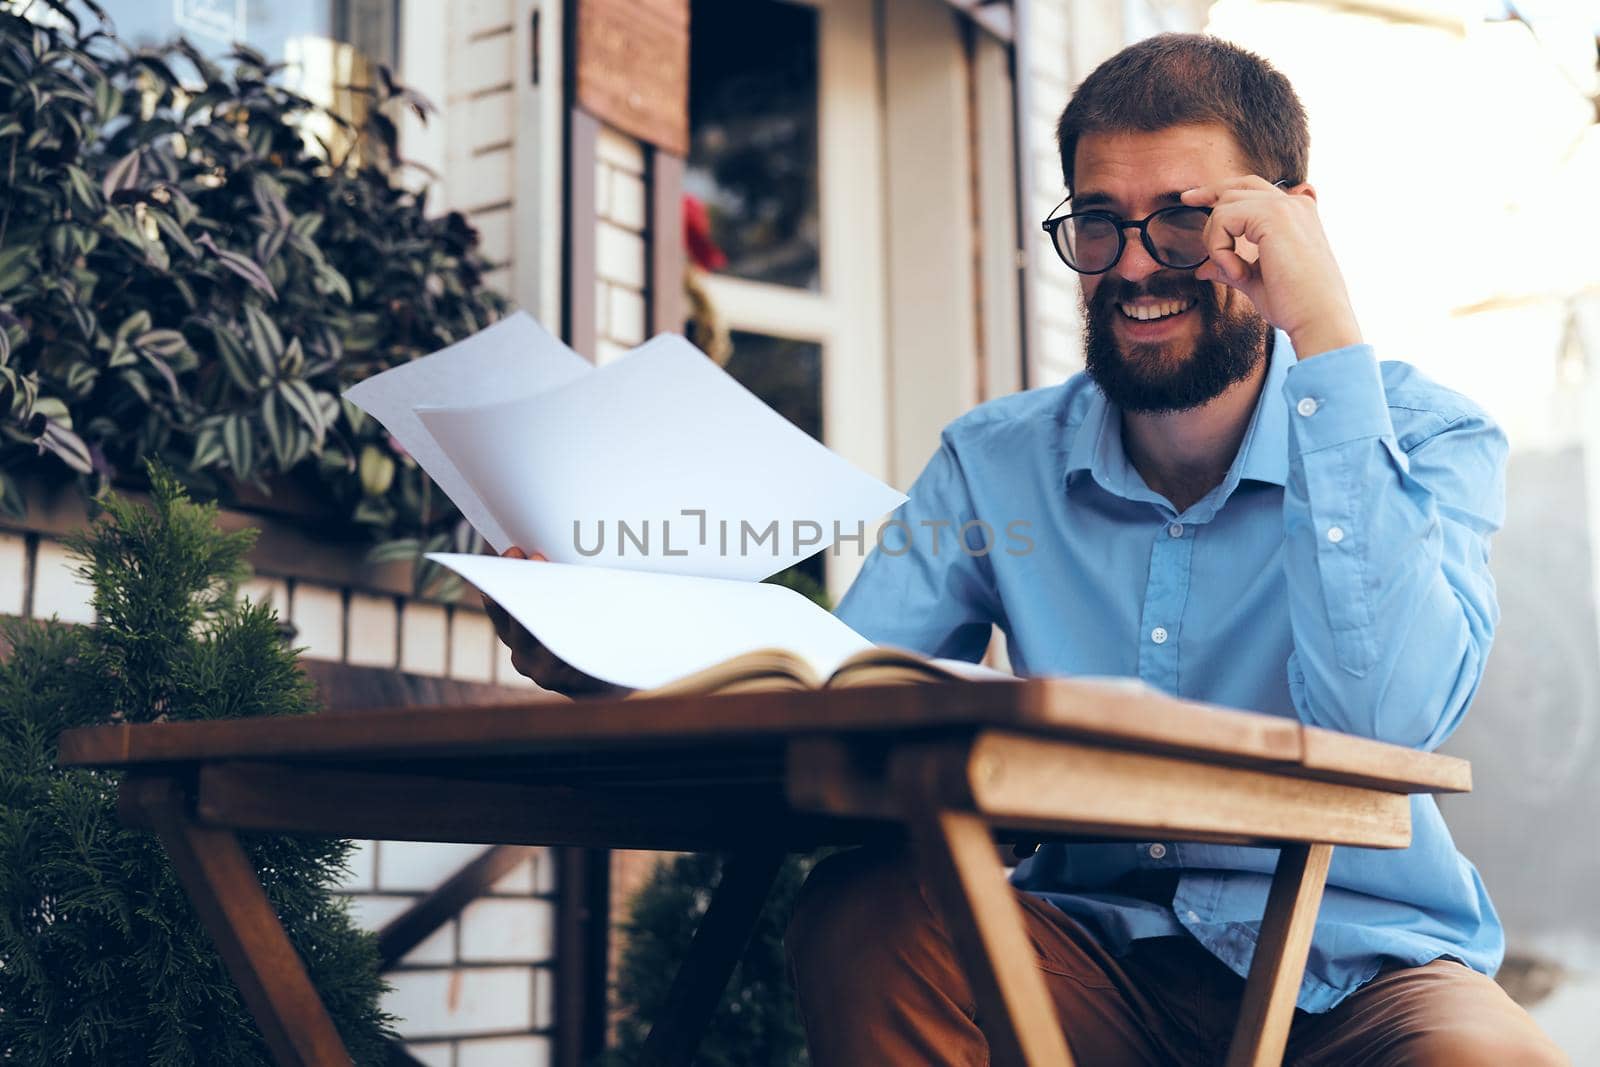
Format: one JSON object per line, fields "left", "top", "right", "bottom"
{"left": 1056, "top": 33, "right": 1309, "bottom": 195}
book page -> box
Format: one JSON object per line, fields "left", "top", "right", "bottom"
{"left": 343, "top": 312, "right": 593, "bottom": 553}
{"left": 828, "top": 646, "right": 1017, "bottom": 687}
{"left": 431, "top": 553, "right": 875, "bottom": 691}
{"left": 416, "top": 335, "right": 907, "bottom": 581}
{"left": 639, "top": 648, "right": 821, "bottom": 697}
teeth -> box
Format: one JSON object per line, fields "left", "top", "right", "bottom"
{"left": 1119, "top": 299, "right": 1194, "bottom": 321}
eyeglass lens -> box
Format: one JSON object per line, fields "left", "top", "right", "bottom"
{"left": 1054, "top": 207, "right": 1211, "bottom": 272}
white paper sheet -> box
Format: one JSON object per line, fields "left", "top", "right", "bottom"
{"left": 343, "top": 312, "right": 593, "bottom": 552}
{"left": 431, "top": 553, "right": 875, "bottom": 690}
{"left": 417, "top": 335, "right": 907, "bottom": 581}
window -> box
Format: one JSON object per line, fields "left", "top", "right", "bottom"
{"left": 685, "top": 0, "right": 889, "bottom": 596}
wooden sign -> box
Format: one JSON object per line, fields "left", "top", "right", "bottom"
{"left": 575, "top": 0, "right": 690, "bottom": 158}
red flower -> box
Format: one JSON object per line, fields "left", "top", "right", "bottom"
{"left": 683, "top": 194, "right": 727, "bottom": 272}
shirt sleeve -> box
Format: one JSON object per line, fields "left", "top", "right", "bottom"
{"left": 1281, "top": 344, "right": 1507, "bottom": 751}
{"left": 833, "top": 435, "right": 1001, "bottom": 661}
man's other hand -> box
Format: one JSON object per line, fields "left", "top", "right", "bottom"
{"left": 482, "top": 547, "right": 624, "bottom": 698}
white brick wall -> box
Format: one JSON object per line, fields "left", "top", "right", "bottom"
{"left": 240, "top": 575, "right": 289, "bottom": 613}
{"left": 0, "top": 532, "right": 27, "bottom": 617}
{"left": 457, "top": 1034, "right": 554, "bottom": 1067}
{"left": 346, "top": 592, "right": 400, "bottom": 668}
{"left": 448, "top": 608, "right": 496, "bottom": 683}
{"left": 596, "top": 222, "right": 647, "bottom": 290}
{"left": 401, "top": 600, "right": 450, "bottom": 676}
{"left": 607, "top": 169, "right": 647, "bottom": 233}
{"left": 338, "top": 841, "right": 560, "bottom": 1058}
{"left": 459, "top": 897, "right": 555, "bottom": 962}
{"left": 595, "top": 124, "right": 651, "bottom": 365}
{"left": 32, "top": 538, "right": 94, "bottom": 624}
{"left": 290, "top": 581, "right": 345, "bottom": 660}
{"left": 596, "top": 125, "right": 645, "bottom": 173}
{"left": 373, "top": 841, "right": 484, "bottom": 892}
{"left": 386, "top": 967, "right": 536, "bottom": 1038}
{"left": 406, "top": 1042, "right": 455, "bottom": 1067}
{"left": 343, "top": 839, "right": 377, "bottom": 891}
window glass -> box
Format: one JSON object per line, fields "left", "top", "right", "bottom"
{"left": 723, "top": 331, "right": 825, "bottom": 586}
{"left": 95, "top": 0, "right": 395, "bottom": 70}
{"left": 686, "top": 0, "right": 822, "bottom": 291}
{"left": 723, "top": 331, "right": 823, "bottom": 443}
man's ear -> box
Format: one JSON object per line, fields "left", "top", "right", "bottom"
{"left": 1289, "top": 181, "right": 1318, "bottom": 202}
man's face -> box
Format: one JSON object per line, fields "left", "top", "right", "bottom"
{"left": 1072, "top": 123, "right": 1270, "bottom": 414}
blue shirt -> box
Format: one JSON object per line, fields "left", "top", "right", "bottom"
{"left": 834, "top": 334, "right": 1507, "bottom": 1013}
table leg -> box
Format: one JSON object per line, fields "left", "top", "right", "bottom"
{"left": 1224, "top": 842, "right": 1334, "bottom": 1067}
{"left": 905, "top": 808, "right": 1077, "bottom": 1067}
{"left": 119, "top": 775, "right": 353, "bottom": 1067}
{"left": 638, "top": 848, "right": 787, "bottom": 1067}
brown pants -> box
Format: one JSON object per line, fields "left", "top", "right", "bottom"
{"left": 786, "top": 847, "right": 1567, "bottom": 1066}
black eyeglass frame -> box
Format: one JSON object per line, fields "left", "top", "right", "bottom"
{"left": 1040, "top": 180, "right": 1291, "bottom": 276}
{"left": 1040, "top": 203, "right": 1214, "bottom": 275}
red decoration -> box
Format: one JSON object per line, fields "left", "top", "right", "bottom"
{"left": 683, "top": 193, "right": 727, "bottom": 271}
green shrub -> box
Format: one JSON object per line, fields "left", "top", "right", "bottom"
{"left": 0, "top": 0, "right": 505, "bottom": 588}
{"left": 605, "top": 852, "right": 812, "bottom": 1067}
{"left": 0, "top": 467, "right": 393, "bottom": 1064}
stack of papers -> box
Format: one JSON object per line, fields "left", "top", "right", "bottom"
{"left": 344, "top": 313, "right": 915, "bottom": 690}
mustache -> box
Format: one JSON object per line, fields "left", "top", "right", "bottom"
{"left": 1092, "top": 274, "right": 1207, "bottom": 307}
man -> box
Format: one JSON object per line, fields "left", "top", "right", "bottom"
{"left": 491, "top": 32, "right": 1565, "bottom": 1065}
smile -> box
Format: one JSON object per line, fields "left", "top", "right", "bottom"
{"left": 1118, "top": 298, "right": 1197, "bottom": 322}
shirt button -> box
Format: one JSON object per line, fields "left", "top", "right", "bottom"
{"left": 1147, "top": 843, "right": 1168, "bottom": 860}
{"left": 1296, "top": 397, "right": 1319, "bottom": 417}
{"left": 1167, "top": 522, "right": 1183, "bottom": 538}
{"left": 1185, "top": 910, "right": 1200, "bottom": 923}
{"left": 1327, "top": 525, "right": 1345, "bottom": 544}
{"left": 1150, "top": 626, "right": 1168, "bottom": 644}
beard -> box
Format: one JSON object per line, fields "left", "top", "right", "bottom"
{"left": 1081, "top": 272, "right": 1269, "bottom": 415}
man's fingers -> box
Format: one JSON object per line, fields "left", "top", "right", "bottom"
{"left": 482, "top": 593, "right": 510, "bottom": 633}
{"left": 1208, "top": 247, "right": 1253, "bottom": 287}
{"left": 1203, "top": 203, "right": 1252, "bottom": 266}
{"left": 1197, "top": 203, "right": 1256, "bottom": 289}
{"left": 486, "top": 544, "right": 615, "bottom": 695}
{"left": 1181, "top": 175, "right": 1280, "bottom": 205}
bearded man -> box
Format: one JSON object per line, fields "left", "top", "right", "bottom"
{"left": 491, "top": 30, "right": 1566, "bottom": 1066}
{"left": 778, "top": 33, "right": 1566, "bottom": 1067}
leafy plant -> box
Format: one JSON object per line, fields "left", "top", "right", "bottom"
{"left": 0, "top": 0, "right": 505, "bottom": 587}
{"left": 603, "top": 852, "right": 813, "bottom": 1067}
{"left": 0, "top": 466, "right": 393, "bottom": 1064}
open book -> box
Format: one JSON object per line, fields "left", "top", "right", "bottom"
{"left": 412, "top": 551, "right": 1013, "bottom": 692}
{"left": 343, "top": 313, "right": 1010, "bottom": 692}
{"left": 644, "top": 646, "right": 1009, "bottom": 697}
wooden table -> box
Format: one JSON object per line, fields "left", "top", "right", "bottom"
{"left": 57, "top": 678, "right": 1471, "bottom": 1067}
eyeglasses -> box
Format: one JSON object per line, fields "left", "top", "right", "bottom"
{"left": 1041, "top": 181, "right": 1289, "bottom": 275}
{"left": 1042, "top": 202, "right": 1212, "bottom": 275}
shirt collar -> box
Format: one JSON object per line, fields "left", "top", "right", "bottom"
{"left": 1064, "top": 330, "right": 1294, "bottom": 511}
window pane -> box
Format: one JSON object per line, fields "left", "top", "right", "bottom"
{"left": 723, "top": 331, "right": 823, "bottom": 443}
{"left": 686, "top": 0, "right": 821, "bottom": 291}
{"left": 95, "top": 0, "right": 395, "bottom": 69}
{"left": 723, "top": 331, "right": 826, "bottom": 588}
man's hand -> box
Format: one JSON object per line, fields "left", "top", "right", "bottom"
{"left": 481, "top": 547, "right": 625, "bottom": 698}
{"left": 1181, "top": 176, "right": 1363, "bottom": 360}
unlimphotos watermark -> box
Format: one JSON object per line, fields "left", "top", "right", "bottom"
{"left": 571, "top": 509, "right": 1035, "bottom": 559}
